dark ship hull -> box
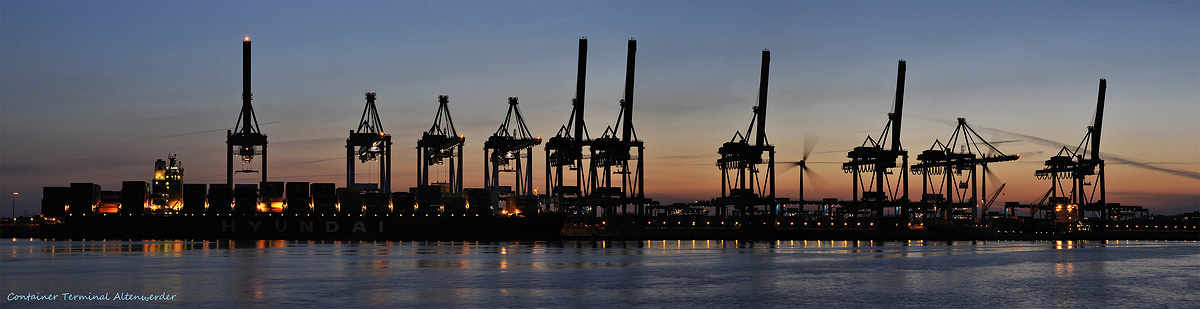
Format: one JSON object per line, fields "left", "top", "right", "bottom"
{"left": 40, "top": 213, "right": 565, "bottom": 241}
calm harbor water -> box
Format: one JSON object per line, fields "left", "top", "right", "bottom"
{"left": 2, "top": 239, "right": 1198, "bottom": 308}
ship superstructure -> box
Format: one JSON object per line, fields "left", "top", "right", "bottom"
{"left": 150, "top": 154, "right": 184, "bottom": 212}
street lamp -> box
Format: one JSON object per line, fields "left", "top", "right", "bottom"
{"left": 11, "top": 192, "right": 17, "bottom": 219}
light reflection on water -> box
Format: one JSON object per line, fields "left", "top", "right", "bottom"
{"left": 2, "top": 239, "right": 1198, "bottom": 308}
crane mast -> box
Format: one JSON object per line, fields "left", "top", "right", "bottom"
{"left": 842, "top": 60, "right": 909, "bottom": 221}
{"left": 715, "top": 50, "right": 776, "bottom": 217}
{"left": 227, "top": 37, "right": 268, "bottom": 188}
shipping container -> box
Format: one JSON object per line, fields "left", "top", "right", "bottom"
{"left": 337, "top": 188, "right": 363, "bottom": 214}
{"left": 121, "top": 181, "right": 149, "bottom": 214}
{"left": 285, "top": 182, "right": 311, "bottom": 214}
{"left": 68, "top": 183, "right": 100, "bottom": 214}
{"left": 259, "top": 182, "right": 284, "bottom": 212}
{"left": 207, "top": 184, "right": 232, "bottom": 214}
{"left": 234, "top": 184, "right": 258, "bottom": 214}
{"left": 311, "top": 183, "right": 337, "bottom": 214}
{"left": 182, "top": 183, "right": 207, "bottom": 214}
{"left": 42, "top": 187, "right": 69, "bottom": 217}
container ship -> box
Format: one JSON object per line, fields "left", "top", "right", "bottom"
{"left": 36, "top": 154, "right": 564, "bottom": 241}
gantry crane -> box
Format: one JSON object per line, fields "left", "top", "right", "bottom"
{"left": 485, "top": 97, "right": 542, "bottom": 214}
{"left": 715, "top": 50, "right": 776, "bottom": 217}
{"left": 227, "top": 37, "right": 268, "bottom": 187}
{"left": 588, "top": 39, "right": 647, "bottom": 216}
{"left": 347, "top": 92, "right": 392, "bottom": 193}
{"left": 843, "top": 60, "right": 909, "bottom": 221}
{"left": 1035, "top": 79, "right": 1108, "bottom": 226}
{"left": 912, "top": 118, "right": 1019, "bottom": 220}
{"left": 417, "top": 95, "right": 465, "bottom": 193}
{"left": 546, "top": 37, "right": 591, "bottom": 214}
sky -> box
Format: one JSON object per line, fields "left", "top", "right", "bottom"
{"left": 1, "top": 1, "right": 1197, "bottom": 216}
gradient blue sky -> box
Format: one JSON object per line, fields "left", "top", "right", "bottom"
{"left": 2, "top": 1, "right": 1197, "bottom": 215}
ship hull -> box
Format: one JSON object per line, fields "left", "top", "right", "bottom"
{"left": 40, "top": 213, "right": 565, "bottom": 241}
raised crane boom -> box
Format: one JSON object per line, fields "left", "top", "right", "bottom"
{"left": 227, "top": 37, "right": 268, "bottom": 187}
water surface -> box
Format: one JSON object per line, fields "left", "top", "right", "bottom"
{"left": 3, "top": 239, "right": 1197, "bottom": 308}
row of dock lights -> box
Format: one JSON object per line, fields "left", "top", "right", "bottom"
{"left": 1105, "top": 225, "right": 1195, "bottom": 229}
{"left": 631, "top": 221, "right": 882, "bottom": 227}
{"left": 66, "top": 212, "right": 1197, "bottom": 230}
{"left": 79, "top": 213, "right": 488, "bottom": 217}
{"left": 620, "top": 221, "right": 1194, "bottom": 230}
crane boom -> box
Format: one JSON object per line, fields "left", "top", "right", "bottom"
{"left": 981, "top": 183, "right": 1005, "bottom": 214}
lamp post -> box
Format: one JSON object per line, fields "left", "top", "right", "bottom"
{"left": 11, "top": 192, "right": 16, "bottom": 219}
